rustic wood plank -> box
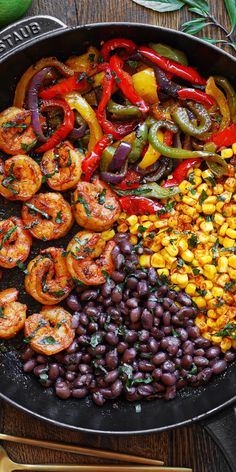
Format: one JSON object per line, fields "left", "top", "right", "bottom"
{"left": 0, "top": 1, "right": 235, "bottom": 471}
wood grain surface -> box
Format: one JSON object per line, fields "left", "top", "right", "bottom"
{"left": 0, "top": 1, "right": 235, "bottom": 471}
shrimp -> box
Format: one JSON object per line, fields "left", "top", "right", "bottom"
{"left": 0, "top": 107, "right": 37, "bottom": 155}
{"left": 0, "top": 217, "right": 32, "bottom": 268}
{"left": 25, "top": 247, "right": 73, "bottom": 305}
{"left": 66, "top": 230, "right": 115, "bottom": 285}
{"left": 0, "top": 288, "right": 27, "bottom": 339}
{"left": 72, "top": 178, "right": 121, "bottom": 232}
{"left": 21, "top": 192, "right": 73, "bottom": 241}
{"left": 40, "top": 141, "right": 83, "bottom": 191}
{"left": 0, "top": 155, "right": 42, "bottom": 201}
{"left": 24, "top": 305, "right": 75, "bottom": 355}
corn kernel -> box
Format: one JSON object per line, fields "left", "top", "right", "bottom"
{"left": 232, "top": 143, "right": 236, "bottom": 154}
{"left": 202, "top": 280, "right": 214, "bottom": 290}
{"left": 162, "top": 236, "right": 170, "bottom": 246}
{"left": 150, "top": 242, "right": 162, "bottom": 252}
{"left": 216, "top": 201, "right": 225, "bottom": 212}
{"left": 212, "top": 335, "right": 222, "bottom": 343}
{"left": 130, "top": 235, "right": 138, "bottom": 245}
{"left": 212, "top": 287, "right": 224, "bottom": 298}
{"left": 161, "top": 249, "right": 176, "bottom": 265}
{"left": 202, "top": 203, "right": 215, "bottom": 215}
{"left": 181, "top": 249, "right": 194, "bottom": 262}
{"left": 192, "top": 296, "right": 207, "bottom": 308}
{"left": 198, "top": 255, "right": 213, "bottom": 265}
{"left": 220, "top": 338, "right": 232, "bottom": 352}
{"left": 203, "top": 264, "right": 217, "bottom": 280}
{"left": 202, "top": 332, "right": 212, "bottom": 340}
{"left": 225, "top": 177, "right": 236, "bottom": 191}
{"left": 208, "top": 309, "right": 217, "bottom": 319}
{"left": 221, "top": 148, "right": 233, "bottom": 159}
{"left": 119, "top": 212, "right": 127, "bottom": 220}
{"left": 139, "top": 255, "right": 151, "bottom": 267}
{"left": 183, "top": 195, "right": 196, "bottom": 206}
{"left": 214, "top": 213, "right": 225, "bottom": 225}
{"left": 229, "top": 268, "right": 236, "bottom": 279}
{"left": 185, "top": 283, "right": 197, "bottom": 296}
{"left": 199, "top": 221, "right": 214, "bottom": 232}
{"left": 166, "top": 244, "right": 179, "bottom": 257}
{"left": 151, "top": 253, "right": 165, "bottom": 268}
{"left": 142, "top": 221, "right": 153, "bottom": 229}
{"left": 223, "top": 236, "right": 235, "bottom": 248}
{"left": 157, "top": 268, "right": 169, "bottom": 277}
{"left": 101, "top": 229, "right": 115, "bottom": 241}
{"left": 129, "top": 223, "right": 139, "bottom": 234}
{"left": 198, "top": 233, "right": 210, "bottom": 244}
{"left": 217, "top": 274, "right": 230, "bottom": 287}
{"left": 204, "top": 196, "right": 217, "bottom": 204}
{"left": 228, "top": 255, "right": 236, "bottom": 269}
{"left": 171, "top": 273, "right": 188, "bottom": 288}
{"left": 207, "top": 318, "right": 215, "bottom": 328}
{"left": 178, "top": 238, "right": 188, "bottom": 252}
{"left": 202, "top": 169, "right": 214, "bottom": 180}
{"left": 117, "top": 223, "right": 128, "bottom": 233}
{"left": 194, "top": 168, "right": 202, "bottom": 176}
{"left": 126, "top": 215, "right": 138, "bottom": 226}
{"left": 213, "top": 184, "right": 224, "bottom": 195}
{"left": 179, "top": 180, "right": 191, "bottom": 194}
{"left": 226, "top": 228, "right": 236, "bottom": 239}
{"left": 219, "top": 222, "right": 229, "bottom": 236}
{"left": 227, "top": 217, "right": 236, "bottom": 229}
{"left": 149, "top": 215, "right": 157, "bottom": 222}
{"left": 197, "top": 183, "right": 208, "bottom": 193}
{"left": 181, "top": 204, "right": 195, "bottom": 218}
{"left": 139, "top": 215, "right": 149, "bottom": 222}
{"left": 154, "top": 220, "right": 168, "bottom": 229}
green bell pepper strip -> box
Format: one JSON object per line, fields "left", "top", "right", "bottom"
{"left": 107, "top": 99, "right": 142, "bottom": 120}
{"left": 128, "top": 121, "right": 148, "bottom": 163}
{"left": 214, "top": 76, "right": 236, "bottom": 123}
{"left": 100, "top": 145, "right": 116, "bottom": 172}
{"left": 205, "top": 154, "right": 228, "bottom": 177}
{"left": 172, "top": 102, "right": 212, "bottom": 137}
{"left": 113, "top": 181, "right": 179, "bottom": 199}
{"left": 149, "top": 42, "right": 188, "bottom": 66}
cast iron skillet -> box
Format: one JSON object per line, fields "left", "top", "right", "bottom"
{"left": 0, "top": 15, "right": 236, "bottom": 471}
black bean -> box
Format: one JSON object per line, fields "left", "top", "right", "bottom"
{"left": 36, "top": 355, "right": 47, "bottom": 364}
{"left": 22, "top": 347, "right": 34, "bottom": 361}
{"left": 141, "top": 309, "right": 153, "bottom": 330}
{"left": 193, "top": 356, "right": 209, "bottom": 367}
{"left": 152, "top": 368, "right": 162, "bottom": 379}
{"left": 33, "top": 364, "right": 47, "bottom": 377}
{"left": 197, "top": 368, "right": 212, "bottom": 384}
{"left": 66, "top": 371, "right": 76, "bottom": 382}
{"left": 148, "top": 338, "right": 159, "bottom": 353}
{"left": 212, "top": 359, "right": 227, "bottom": 375}
{"left": 165, "top": 336, "right": 180, "bottom": 355}
{"left": 137, "top": 280, "right": 149, "bottom": 296}
{"left": 178, "top": 306, "right": 195, "bottom": 318}
{"left": 163, "top": 298, "right": 173, "bottom": 310}
{"left": 119, "top": 239, "right": 133, "bottom": 254}
{"left": 48, "top": 363, "right": 60, "bottom": 381}
{"left": 103, "top": 296, "right": 112, "bottom": 307}
{"left": 163, "top": 360, "right": 175, "bottom": 373}
{"left": 122, "top": 348, "right": 137, "bottom": 363}
{"left": 125, "top": 330, "right": 138, "bottom": 343}
{"left": 111, "top": 271, "right": 125, "bottom": 282}
{"left": 85, "top": 306, "right": 99, "bottom": 318}
{"left": 163, "top": 312, "right": 171, "bottom": 326}
{"left": 55, "top": 381, "right": 71, "bottom": 399}
{"left": 187, "top": 326, "right": 200, "bottom": 339}
{"left": 71, "top": 313, "right": 80, "bottom": 329}
{"left": 129, "top": 307, "right": 141, "bottom": 322}
{"left": 72, "top": 388, "right": 88, "bottom": 399}
{"left": 105, "top": 332, "right": 119, "bottom": 345}
{"left": 111, "top": 379, "right": 123, "bottom": 397}
{"left": 183, "top": 340, "right": 194, "bottom": 355}
{"left": 157, "top": 285, "right": 168, "bottom": 295}
{"left": 92, "top": 391, "right": 105, "bottom": 406}
{"left": 181, "top": 355, "right": 193, "bottom": 369}
{"left": 112, "top": 245, "right": 120, "bottom": 260}
{"left": 148, "top": 267, "right": 158, "bottom": 285}
{"left": 137, "top": 385, "right": 154, "bottom": 396}
{"left": 205, "top": 346, "right": 221, "bottom": 359}
{"left": 177, "top": 292, "right": 192, "bottom": 306}
{"left": 139, "top": 360, "right": 154, "bottom": 372}
{"left": 105, "top": 369, "right": 119, "bottom": 384}
{"left": 165, "top": 385, "right": 176, "bottom": 400}
{"left": 224, "top": 351, "right": 236, "bottom": 362}
{"left": 126, "top": 298, "right": 138, "bottom": 309}
{"left": 79, "top": 364, "right": 92, "bottom": 374}
{"left": 66, "top": 294, "right": 80, "bottom": 312}
{"left": 134, "top": 270, "right": 147, "bottom": 280}
{"left": 115, "top": 253, "right": 125, "bottom": 270}
{"left": 100, "top": 388, "right": 113, "bottom": 399}
{"left": 111, "top": 288, "right": 122, "bottom": 303}
{"left": 146, "top": 297, "right": 157, "bottom": 310}
{"left": 152, "top": 352, "right": 167, "bottom": 365}
{"left": 117, "top": 342, "right": 128, "bottom": 354}
{"left": 66, "top": 340, "right": 79, "bottom": 354}
{"left": 194, "top": 337, "right": 211, "bottom": 348}
{"left": 81, "top": 289, "right": 99, "bottom": 301}
{"left": 169, "top": 303, "right": 179, "bottom": 314}
{"left": 102, "top": 281, "right": 114, "bottom": 298}
{"left": 155, "top": 305, "right": 164, "bottom": 317}
{"left": 23, "top": 359, "right": 37, "bottom": 373}
{"left": 161, "top": 373, "right": 176, "bottom": 386}
{"left": 139, "top": 330, "right": 149, "bottom": 342}
{"left": 176, "top": 328, "right": 188, "bottom": 342}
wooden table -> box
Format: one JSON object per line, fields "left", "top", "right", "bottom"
{"left": 0, "top": 1, "right": 234, "bottom": 471}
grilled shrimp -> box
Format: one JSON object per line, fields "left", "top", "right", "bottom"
{"left": 0, "top": 107, "right": 37, "bottom": 155}
{"left": 25, "top": 247, "right": 73, "bottom": 305}
{"left": 72, "top": 178, "right": 121, "bottom": 232}
{"left": 0, "top": 288, "right": 27, "bottom": 339}
{"left": 40, "top": 141, "right": 83, "bottom": 191}
{"left": 0, "top": 155, "right": 42, "bottom": 201}
{"left": 24, "top": 305, "right": 75, "bottom": 355}
{"left": 21, "top": 192, "right": 73, "bottom": 241}
{"left": 66, "top": 231, "right": 115, "bottom": 285}
{"left": 0, "top": 217, "right": 32, "bottom": 268}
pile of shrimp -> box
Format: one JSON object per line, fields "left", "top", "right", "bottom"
{"left": 0, "top": 107, "right": 121, "bottom": 354}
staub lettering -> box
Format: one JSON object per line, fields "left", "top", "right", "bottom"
{"left": 0, "top": 22, "right": 41, "bottom": 55}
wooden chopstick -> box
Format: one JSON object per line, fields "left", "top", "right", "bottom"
{"left": 0, "top": 433, "right": 163, "bottom": 465}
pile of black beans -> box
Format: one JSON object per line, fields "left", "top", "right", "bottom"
{"left": 22, "top": 234, "right": 235, "bottom": 405}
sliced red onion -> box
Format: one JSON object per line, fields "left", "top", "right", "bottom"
{"left": 108, "top": 141, "right": 132, "bottom": 173}
{"left": 101, "top": 161, "right": 128, "bottom": 184}
{"left": 28, "top": 67, "right": 52, "bottom": 142}
{"left": 144, "top": 158, "right": 173, "bottom": 182}
{"left": 69, "top": 123, "right": 87, "bottom": 140}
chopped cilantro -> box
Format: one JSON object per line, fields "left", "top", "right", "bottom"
{"left": 224, "top": 280, "right": 236, "bottom": 292}
{"left": 138, "top": 225, "right": 146, "bottom": 233}
{"left": 0, "top": 225, "right": 17, "bottom": 250}
{"left": 177, "top": 258, "right": 184, "bottom": 269}
{"left": 25, "top": 203, "right": 51, "bottom": 220}
{"left": 88, "top": 53, "right": 95, "bottom": 62}
{"left": 199, "top": 189, "right": 208, "bottom": 205}
{"left": 214, "top": 322, "right": 236, "bottom": 339}
{"left": 76, "top": 196, "right": 91, "bottom": 218}
{"left": 188, "top": 234, "right": 198, "bottom": 248}
{"left": 98, "top": 188, "right": 107, "bottom": 205}
{"left": 127, "top": 60, "right": 138, "bottom": 69}
{"left": 56, "top": 318, "right": 66, "bottom": 328}
{"left": 90, "top": 333, "right": 103, "bottom": 348}
{"left": 188, "top": 172, "right": 195, "bottom": 185}
{"left": 55, "top": 210, "right": 62, "bottom": 224}
{"left": 2, "top": 121, "right": 28, "bottom": 129}
{"left": 21, "top": 139, "right": 37, "bottom": 152}
{"left": 207, "top": 176, "right": 216, "bottom": 187}
{"left": 102, "top": 270, "right": 110, "bottom": 282}
{"left": 111, "top": 70, "right": 121, "bottom": 83}
{"left": 192, "top": 268, "right": 200, "bottom": 275}
{"left": 104, "top": 204, "right": 115, "bottom": 210}
{"left": 39, "top": 336, "right": 57, "bottom": 345}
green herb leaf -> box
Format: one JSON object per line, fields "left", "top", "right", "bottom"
{"left": 2, "top": 121, "right": 28, "bottom": 129}
{"left": 199, "top": 189, "right": 208, "bottom": 205}
{"left": 16, "top": 260, "right": 29, "bottom": 275}
{"left": 0, "top": 225, "right": 17, "bottom": 250}
{"left": 224, "top": 0, "right": 236, "bottom": 34}
{"left": 127, "top": 60, "right": 139, "bottom": 69}
{"left": 55, "top": 210, "right": 62, "bottom": 224}
{"left": 182, "top": 0, "right": 209, "bottom": 15}
{"left": 25, "top": 203, "right": 51, "bottom": 220}
{"left": 0, "top": 307, "right": 6, "bottom": 319}
{"left": 39, "top": 336, "right": 57, "bottom": 345}
{"left": 192, "top": 268, "right": 200, "bottom": 275}
{"left": 188, "top": 233, "right": 198, "bottom": 248}
{"left": 224, "top": 280, "right": 236, "bottom": 292}
{"left": 131, "top": 0, "right": 184, "bottom": 12}
{"left": 76, "top": 196, "right": 91, "bottom": 218}
{"left": 214, "top": 322, "right": 236, "bottom": 339}
{"left": 21, "top": 139, "right": 37, "bottom": 152}
{"left": 182, "top": 18, "right": 210, "bottom": 35}
{"left": 98, "top": 188, "right": 107, "bottom": 205}
{"left": 90, "top": 333, "right": 103, "bottom": 348}
{"left": 102, "top": 270, "right": 111, "bottom": 282}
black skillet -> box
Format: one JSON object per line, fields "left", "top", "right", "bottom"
{"left": 0, "top": 15, "right": 236, "bottom": 472}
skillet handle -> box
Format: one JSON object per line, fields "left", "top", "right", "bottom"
{"left": 0, "top": 15, "right": 67, "bottom": 62}
{"left": 203, "top": 405, "right": 236, "bottom": 472}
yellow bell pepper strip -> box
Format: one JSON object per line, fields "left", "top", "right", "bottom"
{"left": 206, "top": 77, "right": 230, "bottom": 131}
{"left": 14, "top": 58, "right": 74, "bottom": 108}
{"left": 65, "top": 92, "right": 102, "bottom": 152}
{"left": 214, "top": 76, "right": 236, "bottom": 123}
{"left": 65, "top": 46, "right": 99, "bottom": 73}
{"left": 138, "top": 128, "right": 173, "bottom": 169}
{"left": 131, "top": 68, "right": 159, "bottom": 105}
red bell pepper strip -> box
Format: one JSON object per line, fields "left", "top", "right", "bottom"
{"left": 210, "top": 123, "right": 236, "bottom": 148}
{"left": 164, "top": 129, "right": 173, "bottom": 146}
{"left": 163, "top": 158, "right": 202, "bottom": 187}
{"left": 97, "top": 66, "right": 137, "bottom": 139}
{"left": 82, "top": 134, "right": 112, "bottom": 181}
{"left": 36, "top": 99, "right": 74, "bottom": 153}
{"left": 100, "top": 38, "right": 137, "bottom": 61}
{"left": 115, "top": 168, "right": 141, "bottom": 190}
{"left": 39, "top": 73, "right": 89, "bottom": 100}
{"left": 138, "top": 46, "right": 206, "bottom": 85}
{"left": 109, "top": 55, "right": 149, "bottom": 114}
{"left": 120, "top": 196, "right": 164, "bottom": 215}
{"left": 178, "top": 88, "right": 215, "bottom": 108}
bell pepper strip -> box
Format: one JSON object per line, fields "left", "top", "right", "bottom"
{"left": 115, "top": 168, "right": 141, "bottom": 190}
{"left": 39, "top": 73, "right": 89, "bottom": 100}
{"left": 148, "top": 120, "right": 219, "bottom": 160}
{"left": 97, "top": 66, "right": 138, "bottom": 139}
{"left": 163, "top": 178, "right": 179, "bottom": 188}
{"left": 14, "top": 58, "right": 74, "bottom": 108}
{"left": 164, "top": 129, "right": 173, "bottom": 146}
{"left": 100, "top": 38, "right": 137, "bottom": 61}
{"left": 109, "top": 55, "right": 149, "bottom": 114}
{"left": 120, "top": 196, "right": 165, "bottom": 215}
{"left": 173, "top": 158, "right": 203, "bottom": 183}
{"left": 214, "top": 76, "right": 236, "bottom": 123}
{"left": 100, "top": 145, "right": 116, "bottom": 171}
{"left": 149, "top": 43, "right": 188, "bottom": 66}
{"left": 65, "top": 92, "right": 102, "bottom": 152}
{"left": 206, "top": 154, "right": 229, "bottom": 177}
{"left": 172, "top": 102, "right": 212, "bottom": 137}
{"left": 210, "top": 123, "right": 236, "bottom": 148}
{"left": 178, "top": 88, "right": 215, "bottom": 108}
{"left": 138, "top": 129, "right": 163, "bottom": 169}
{"left": 36, "top": 99, "right": 74, "bottom": 153}
{"left": 107, "top": 99, "right": 141, "bottom": 119}
{"left": 113, "top": 182, "right": 179, "bottom": 199}
{"left": 205, "top": 77, "right": 230, "bottom": 131}
{"left": 82, "top": 134, "right": 112, "bottom": 181}
{"left": 128, "top": 121, "right": 148, "bottom": 163}
{"left": 138, "top": 46, "right": 206, "bottom": 85}
{"left": 131, "top": 68, "right": 159, "bottom": 104}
